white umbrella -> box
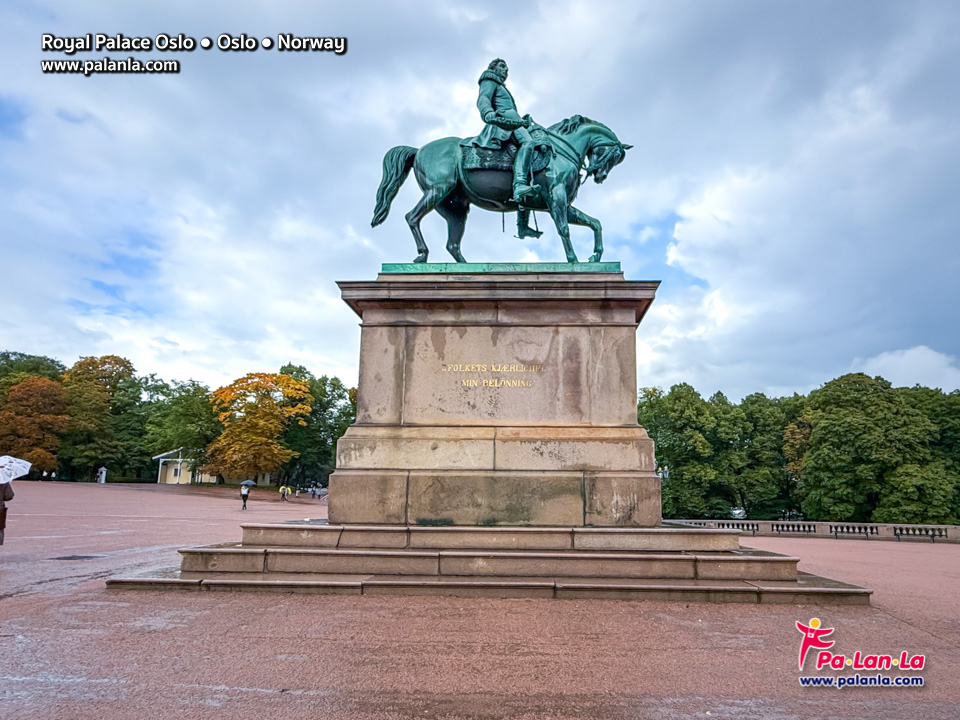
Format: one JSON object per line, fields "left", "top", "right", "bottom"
{"left": 0, "top": 456, "right": 32, "bottom": 485}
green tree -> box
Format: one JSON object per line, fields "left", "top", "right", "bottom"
{"left": 704, "top": 391, "right": 749, "bottom": 518}
{"left": 0, "top": 351, "right": 66, "bottom": 383}
{"left": 206, "top": 373, "right": 311, "bottom": 480}
{"left": 0, "top": 376, "right": 70, "bottom": 472}
{"left": 638, "top": 384, "right": 720, "bottom": 518}
{"left": 58, "top": 372, "right": 118, "bottom": 477}
{"left": 58, "top": 355, "right": 152, "bottom": 480}
{"left": 736, "top": 393, "right": 793, "bottom": 518}
{"left": 144, "top": 380, "right": 222, "bottom": 471}
{"left": 0, "top": 352, "right": 66, "bottom": 402}
{"left": 796, "top": 373, "right": 940, "bottom": 522}
{"left": 63, "top": 355, "right": 136, "bottom": 395}
{"left": 896, "top": 386, "right": 960, "bottom": 521}
{"left": 872, "top": 461, "right": 957, "bottom": 524}
{"left": 277, "top": 364, "right": 356, "bottom": 487}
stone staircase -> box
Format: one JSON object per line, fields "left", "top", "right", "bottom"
{"left": 107, "top": 523, "right": 871, "bottom": 604}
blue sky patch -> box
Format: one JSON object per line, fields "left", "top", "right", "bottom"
{"left": 0, "top": 96, "right": 28, "bottom": 140}
{"left": 609, "top": 212, "right": 708, "bottom": 295}
{"left": 99, "top": 252, "right": 156, "bottom": 280}
{"left": 55, "top": 109, "right": 95, "bottom": 125}
{"left": 90, "top": 280, "right": 125, "bottom": 301}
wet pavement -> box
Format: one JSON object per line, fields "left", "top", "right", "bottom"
{"left": 1, "top": 482, "right": 958, "bottom": 719}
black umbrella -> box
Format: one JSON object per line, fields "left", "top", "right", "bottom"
{"left": 240, "top": 480, "right": 257, "bottom": 486}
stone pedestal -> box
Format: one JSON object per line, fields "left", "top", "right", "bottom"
{"left": 329, "top": 263, "right": 661, "bottom": 527}
{"left": 110, "top": 264, "right": 869, "bottom": 604}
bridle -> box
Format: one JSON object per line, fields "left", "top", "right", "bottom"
{"left": 542, "top": 127, "right": 625, "bottom": 185}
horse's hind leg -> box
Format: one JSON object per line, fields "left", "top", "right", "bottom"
{"left": 405, "top": 185, "right": 454, "bottom": 263}
{"left": 436, "top": 195, "right": 470, "bottom": 263}
{"left": 567, "top": 206, "right": 603, "bottom": 262}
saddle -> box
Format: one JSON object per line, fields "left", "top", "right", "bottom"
{"left": 461, "top": 126, "right": 553, "bottom": 173}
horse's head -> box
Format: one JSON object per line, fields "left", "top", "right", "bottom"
{"left": 587, "top": 140, "right": 632, "bottom": 184}
{"left": 547, "top": 115, "right": 633, "bottom": 184}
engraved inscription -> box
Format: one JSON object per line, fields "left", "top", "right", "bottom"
{"left": 441, "top": 363, "right": 543, "bottom": 372}
{"left": 442, "top": 361, "right": 544, "bottom": 389}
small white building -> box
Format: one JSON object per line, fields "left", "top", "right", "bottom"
{"left": 152, "top": 448, "right": 218, "bottom": 484}
{"left": 152, "top": 448, "right": 273, "bottom": 486}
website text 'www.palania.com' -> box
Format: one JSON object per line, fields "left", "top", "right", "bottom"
{"left": 40, "top": 32, "right": 348, "bottom": 77}
{"left": 799, "top": 673, "right": 924, "bottom": 689}
{"left": 795, "top": 618, "right": 927, "bottom": 691}
{"left": 41, "top": 57, "right": 180, "bottom": 76}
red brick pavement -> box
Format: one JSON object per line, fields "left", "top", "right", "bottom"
{"left": 1, "top": 482, "right": 957, "bottom": 720}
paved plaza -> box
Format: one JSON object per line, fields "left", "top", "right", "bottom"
{"left": 1, "top": 482, "right": 958, "bottom": 719}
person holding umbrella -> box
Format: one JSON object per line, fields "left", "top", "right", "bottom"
{"left": 0, "top": 456, "right": 31, "bottom": 545}
{"left": 240, "top": 480, "right": 256, "bottom": 510}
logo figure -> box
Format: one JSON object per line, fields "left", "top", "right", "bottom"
{"left": 796, "top": 617, "right": 835, "bottom": 670}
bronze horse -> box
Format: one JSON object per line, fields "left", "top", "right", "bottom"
{"left": 371, "top": 116, "right": 631, "bottom": 263}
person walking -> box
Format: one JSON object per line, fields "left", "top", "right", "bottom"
{"left": 279, "top": 485, "right": 288, "bottom": 502}
{"left": 0, "top": 481, "right": 13, "bottom": 545}
{"left": 240, "top": 484, "right": 250, "bottom": 510}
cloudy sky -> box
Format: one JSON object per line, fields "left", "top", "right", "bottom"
{"left": 2, "top": 0, "right": 959, "bottom": 400}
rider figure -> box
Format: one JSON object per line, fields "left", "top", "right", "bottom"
{"left": 475, "top": 60, "right": 541, "bottom": 204}
{"left": 473, "top": 59, "right": 543, "bottom": 238}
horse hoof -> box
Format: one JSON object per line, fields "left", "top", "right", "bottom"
{"left": 414, "top": 254, "right": 428, "bottom": 263}
{"left": 588, "top": 254, "right": 602, "bottom": 263}
{"left": 567, "top": 256, "right": 579, "bottom": 264}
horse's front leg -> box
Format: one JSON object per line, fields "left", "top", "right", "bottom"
{"left": 548, "top": 186, "right": 578, "bottom": 263}
{"left": 567, "top": 206, "right": 602, "bottom": 262}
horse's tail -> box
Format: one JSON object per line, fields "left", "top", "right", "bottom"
{"left": 371, "top": 145, "right": 418, "bottom": 227}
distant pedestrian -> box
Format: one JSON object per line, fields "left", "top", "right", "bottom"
{"left": 0, "top": 481, "right": 13, "bottom": 545}
{"left": 310, "top": 487, "right": 316, "bottom": 499}
{"left": 280, "top": 485, "right": 288, "bottom": 502}
{"left": 240, "top": 485, "right": 250, "bottom": 510}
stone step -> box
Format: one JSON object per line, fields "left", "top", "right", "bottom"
{"left": 239, "top": 523, "right": 742, "bottom": 552}
{"left": 179, "top": 545, "right": 798, "bottom": 581}
{"left": 107, "top": 571, "right": 870, "bottom": 605}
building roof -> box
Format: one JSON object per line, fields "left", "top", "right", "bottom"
{"left": 151, "top": 448, "right": 192, "bottom": 461}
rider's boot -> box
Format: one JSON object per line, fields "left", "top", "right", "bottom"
{"left": 517, "top": 209, "right": 542, "bottom": 239}
{"left": 511, "top": 143, "right": 537, "bottom": 203}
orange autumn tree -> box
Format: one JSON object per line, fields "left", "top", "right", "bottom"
{"left": 0, "top": 376, "right": 70, "bottom": 472}
{"left": 205, "top": 373, "right": 311, "bottom": 480}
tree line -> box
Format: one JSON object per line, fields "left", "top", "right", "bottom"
{"left": 3, "top": 349, "right": 958, "bottom": 523}
{"left": 639, "top": 375, "right": 960, "bottom": 525}
{"left": 0, "top": 351, "right": 356, "bottom": 486}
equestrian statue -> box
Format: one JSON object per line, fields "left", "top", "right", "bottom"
{"left": 371, "top": 58, "right": 632, "bottom": 263}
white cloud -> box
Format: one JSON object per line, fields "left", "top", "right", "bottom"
{"left": 853, "top": 346, "right": 960, "bottom": 392}
{"left": 0, "top": 0, "right": 958, "bottom": 403}
{"left": 637, "top": 227, "right": 659, "bottom": 244}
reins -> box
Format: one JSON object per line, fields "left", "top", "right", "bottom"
{"left": 541, "top": 124, "right": 620, "bottom": 185}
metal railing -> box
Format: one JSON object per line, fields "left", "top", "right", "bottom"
{"left": 675, "top": 519, "right": 955, "bottom": 543}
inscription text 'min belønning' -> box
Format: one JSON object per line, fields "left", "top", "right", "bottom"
{"left": 461, "top": 378, "right": 533, "bottom": 388}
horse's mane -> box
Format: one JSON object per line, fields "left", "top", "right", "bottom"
{"left": 548, "top": 114, "right": 612, "bottom": 136}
